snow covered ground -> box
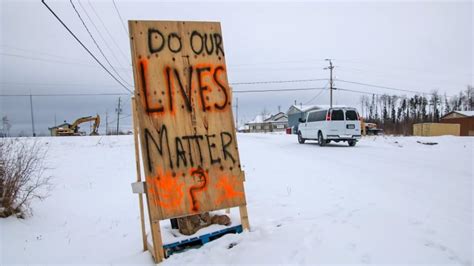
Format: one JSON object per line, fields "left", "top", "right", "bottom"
{"left": 1, "top": 134, "right": 472, "bottom": 265}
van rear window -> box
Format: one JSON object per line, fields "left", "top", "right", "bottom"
{"left": 331, "top": 110, "right": 344, "bottom": 121}
{"left": 346, "top": 110, "right": 358, "bottom": 121}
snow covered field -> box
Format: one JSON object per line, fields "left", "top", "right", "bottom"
{"left": 1, "top": 133, "right": 472, "bottom": 265}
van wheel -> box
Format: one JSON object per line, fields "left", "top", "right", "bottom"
{"left": 318, "top": 132, "right": 326, "bottom": 147}
{"left": 348, "top": 140, "right": 356, "bottom": 147}
{"left": 298, "top": 131, "right": 305, "bottom": 144}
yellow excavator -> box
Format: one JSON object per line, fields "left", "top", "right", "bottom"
{"left": 56, "top": 115, "right": 100, "bottom": 136}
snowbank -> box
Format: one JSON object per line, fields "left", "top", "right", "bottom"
{"left": 1, "top": 134, "right": 472, "bottom": 265}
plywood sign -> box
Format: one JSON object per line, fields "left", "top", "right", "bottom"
{"left": 129, "top": 21, "right": 247, "bottom": 221}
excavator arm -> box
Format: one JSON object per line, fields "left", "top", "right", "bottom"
{"left": 90, "top": 115, "right": 100, "bottom": 135}
{"left": 70, "top": 115, "right": 100, "bottom": 135}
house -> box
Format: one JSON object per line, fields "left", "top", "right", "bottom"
{"left": 237, "top": 124, "right": 250, "bottom": 133}
{"left": 246, "top": 112, "right": 288, "bottom": 133}
{"left": 286, "top": 104, "right": 347, "bottom": 134}
{"left": 440, "top": 110, "right": 474, "bottom": 136}
{"left": 287, "top": 105, "right": 320, "bottom": 134}
{"left": 48, "top": 122, "right": 72, "bottom": 136}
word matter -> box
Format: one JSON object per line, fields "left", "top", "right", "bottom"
{"left": 144, "top": 124, "right": 236, "bottom": 172}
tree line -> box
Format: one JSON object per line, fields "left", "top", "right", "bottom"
{"left": 360, "top": 85, "right": 473, "bottom": 135}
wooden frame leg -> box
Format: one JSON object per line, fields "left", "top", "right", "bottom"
{"left": 132, "top": 97, "right": 148, "bottom": 251}
{"left": 150, "top": 220, "right": 165, "bottom": 262}
{"left": 239, "top": 205, "right": 250, "bottom": 231}
{"left": 132, "top": 97, "right": 165, "bottom": 263}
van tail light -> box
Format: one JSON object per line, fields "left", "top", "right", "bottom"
{"left": 326, "top": 113, "right": 331, "bottom": 121}
{"left": 357, "top": 112, "right": 361, "bottom": 121}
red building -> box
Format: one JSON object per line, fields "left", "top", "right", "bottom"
{"left": 440, "top": 111, "right": 474, "bottom": 136}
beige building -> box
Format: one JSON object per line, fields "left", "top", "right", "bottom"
{"left": 246, "top": 112, "right": 288, "bottom": 133}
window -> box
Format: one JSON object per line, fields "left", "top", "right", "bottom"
{"left": 345, "top": 110, "right": 358, "bottom": 121}
{"left": 308, "top": 111, "right": 326, "bottom": 122}
{"left": 315, "top": 110, "right": 327, "bottom": 121}
{"left": 307, "top": 112, "right": 317, "bottom": 122}
{"left": 331, "top": 109, "right": 344, "bottom": 121}
{"left": 256, "top": 125, "right": 261, "bottom": 130}
{"left": 276, "top": 124, "right": 284, "bottom": 129}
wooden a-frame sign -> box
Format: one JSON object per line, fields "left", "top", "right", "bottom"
{"left": 129, "top": 20, "right": 250, "bottom": 263}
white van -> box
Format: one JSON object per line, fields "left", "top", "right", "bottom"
{"left": 297, "top": 107, "right": 361, "bottom": 146}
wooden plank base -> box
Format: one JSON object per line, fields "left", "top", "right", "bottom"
{"left": 162, "top": 225, "right": 243, "bottom": 258}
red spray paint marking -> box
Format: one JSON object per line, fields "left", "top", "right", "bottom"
{"left": 188, "top": 168, "right": 208, "bottom": 212}
{"left": 147, "top": 169, "right": 185, "bottom": 211}
{"left": 214, "top": 175, "right": 244, "bottom": 205}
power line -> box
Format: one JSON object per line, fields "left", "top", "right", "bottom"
{"left": 337, "top": 65, "right": 463, "bottom": 89}
{"left": 334, "top": 79, "right": 423, "bottom": 94}
{"left": 111, "top": 0, "right": 129, "bottom": 37}
{"left": 233, "top": 87, "right": 327, "bottom": 93}
{"left": 107, "top": 114, "right": 132, "bottom": 126}
{"left": 304, "top": 81, "right": 330, "bottom": 105}
{"left": 85, "top": 0, "right": 130, "bottom": 64}
{"left": 1, "top": 81, "right": 123, "bottom": 87}
{"left": 76, "top": 0, "right": 127, "bottom": 68}
{"left": 0, "top": 93, "right": 129, "bottom": 97}
{"left": 230, "top": 78, "right": 327, "bottom": 86}
{"left": 0, "top": 86, "right": 451, "bottom": 98}
{"left": 229, "top": 65, "right": 328, "bottom": 73}
{"left": 335, "top": 58, "right": 472, "bottom": 78}
{"left": 1, "top": 87, "right": 327, "bottom": 96}
{"left": 1, "top": 45, "right": 92, "bottom": 63}
{"left": 228, "top": 58, "right": 327, "bottom": 68}
{"left": 336, "top": 87, "right": 385, "bottom": 96}
{"left": 0, "top": 51, "right": 131, "bottom": 70}
{"left": 0, "top": 52, "right": 97, "bottom": 67}
{"left": 69, "top": 0, "right": 132, "bottom": 87}
{"left": 41, "top": 0, "right": 132, "bottom": 94}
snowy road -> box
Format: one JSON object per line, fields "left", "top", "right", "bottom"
{"left": 1, "top": 134, "right": 472, "bottom": 265}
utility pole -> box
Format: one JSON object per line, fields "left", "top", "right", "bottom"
{"left": 29, "top": 94, "right": 36, "bottom": 137}
{"left": 325, "top": 59, "right": 335, "bottom": 108}
{"left": 235, "top": 97, "right": 239, "bottom": 128}
{"left": 116, "top": 97, "right": 122, "bottom": 135}
{"left": 105, "top": 111, "right": 109, "bottom": 135}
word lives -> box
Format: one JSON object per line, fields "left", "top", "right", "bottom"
{"left": 139, "top": 60, "right": 230, "bottom": 115}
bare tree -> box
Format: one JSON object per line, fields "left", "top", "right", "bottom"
{"left": 443, "top": 93, "right": 451, "bottom": 115}
{"left": 1, "top": 116, "right": 11, "bottom": 137}
{"left": 465, "top": 85, "right": 473, "bottom": 111}
{"left": 0, "top": 139, "right": 51, "bottom": 218}
{"left": 430, "top": 90, "right": 441, "bottom": 122}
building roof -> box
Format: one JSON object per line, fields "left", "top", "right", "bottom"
{"left": 455, "top": 111, "right": 474, "bottom": 117}
{"left": 246, "top": 112, "right": 288, "bottom": 125}
{"left": 247, "top": 114, "right": 272, "bottom": 124}
{"left": 264, "top": 112, "right": 288, "bottom": 122}
{"left": 441, "top": 110, "right": 474, "bottom": 119}
{"left": 287, "top": 104, "right": 348, "bottom": 114}
{"left": 238, "top": 124, "right": 250, "bottom": 131}
{"left": 288, "top": 104, "right": 320, "bottom": 113}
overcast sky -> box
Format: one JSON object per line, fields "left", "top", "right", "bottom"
{"left": 1, "top": 0, "right": 472, "bottom": 136}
